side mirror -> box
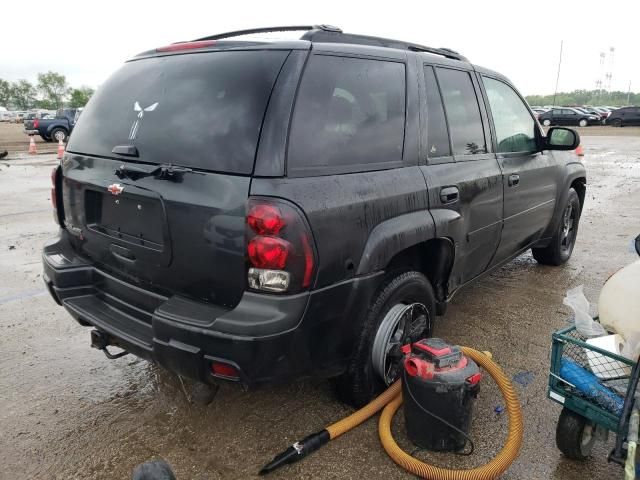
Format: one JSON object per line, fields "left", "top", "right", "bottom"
{"left": 635, "top": 234, "right": 640, "bottom": 256}
{"left": 545, "top": 127, "right": 580, "bottom": 151}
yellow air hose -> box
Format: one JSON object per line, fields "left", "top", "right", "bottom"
{"left": 260, "top": 347, "right": 524, "bottom": 479}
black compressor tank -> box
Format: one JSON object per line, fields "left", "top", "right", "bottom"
{"left": 401, "top": 338, "right": 481, "bottom": 451}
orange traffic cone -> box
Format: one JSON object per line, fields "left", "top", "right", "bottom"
{"left": 575, "top": 144, "right": 584, "bottom": 157}
{"left": 28, "top": 136, "right": 37, "bottom": 155}
{"left": 57, "top": 139, "right": 65, "bottom": 159}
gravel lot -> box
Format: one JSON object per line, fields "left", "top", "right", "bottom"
{"left": 0, "top": 132, "right": 639, "bottom": 479}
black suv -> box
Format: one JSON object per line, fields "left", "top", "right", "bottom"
{"left": 607, "top": 106, "right": 640, "bottom": 127}
{"left": 43, "top": 25, "right": 586, "bottom": 406}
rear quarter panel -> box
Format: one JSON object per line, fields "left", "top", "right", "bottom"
{"left": 250, "top": 167, "right": 433, "bottom": 288}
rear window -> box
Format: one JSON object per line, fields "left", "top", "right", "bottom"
{"left": 435, "top": 68, "right": 486, "bottom": 156}
{"left": 287, "top": 55, "right": 406, "bottom": 176}
{"left": 68, "top": 50, "right": 289, "bottom": 174}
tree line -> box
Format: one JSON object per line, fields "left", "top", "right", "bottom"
{"left": 525, "top": 89, "right": 639, "bottom": 107}
{"left": 0, "top": 72, "right": 94, "bottom": 110}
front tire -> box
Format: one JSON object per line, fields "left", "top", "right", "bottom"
{"left": 334, "top": 271, "right": 435, "bottom": 407}
{"left": 611, "top": 118, "right": 623, "bottom": 127}
{"left": 532, "top": 188, "right": 581, "bottom": 265}
{"left": 542, "top": 119, "right": 552, "bottom": 126}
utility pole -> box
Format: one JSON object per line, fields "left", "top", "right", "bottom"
{"left": 605, "top": 47, "right": 615, "bottom": 94}
{"left": 628, "top": 81, "right": 632, "bottom": 105}
{"left": 552, "top": 40, "right": 563, "bottom": 107}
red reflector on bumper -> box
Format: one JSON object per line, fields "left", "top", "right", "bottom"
{"left": 211, "top": 362, "right": 239, "bottom": 379}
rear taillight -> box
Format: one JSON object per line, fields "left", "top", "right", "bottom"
{"left": 246, "top": 198, "right": 316, "bottom": 294}
{"left": 248, "top": 236, "right": 290, "bottom": 269}
{"left": 51, "top": 165, "right": 60, "bottom": 225}
{"left": 34, "top": 118, "right": 39, "bottom": 128}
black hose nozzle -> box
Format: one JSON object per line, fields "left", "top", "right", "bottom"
{"left": 259, "top": 430, "right": 330, "bottom": 475}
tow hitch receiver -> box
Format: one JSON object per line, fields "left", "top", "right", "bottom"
{"left": 90, "top": 329, "right": 129, "bottom": 360}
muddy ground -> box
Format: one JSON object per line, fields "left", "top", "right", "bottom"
{"left": 1, "top": 134, "right": 639, "bottom": 479}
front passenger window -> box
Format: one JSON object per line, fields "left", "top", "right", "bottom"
{"left": 482, "top": 77, "right": 537, "bottom": 153}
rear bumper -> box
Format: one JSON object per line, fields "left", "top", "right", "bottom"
{"left": 24, "top": 129, "right": 38, "bottom": 135}
{"left": 43, "top": 233, "right": 382, "bottom": 388}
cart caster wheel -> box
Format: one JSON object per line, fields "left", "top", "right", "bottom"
{"left": 556, "top": 407, "right": 596, "bottom": 460}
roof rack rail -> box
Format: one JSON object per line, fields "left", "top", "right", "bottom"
{"left": 194, "top": 25, "right": 467, "bottom": 62}
{"left": 195, "top": 25, "right": 341, "bottom": 42}
{"left": 301, "top": 30, "right": 468, "bottom": 62}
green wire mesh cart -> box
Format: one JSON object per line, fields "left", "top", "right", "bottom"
{"left": 548, "top": 324, "right": 640, "bottom": 466}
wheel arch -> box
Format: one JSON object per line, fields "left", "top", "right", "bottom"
{"left": 384, "top": 238, "right": 455, "bottom": 304}
{"left": 355, "top": 211, "right": 454, "bottom": 303}
{"left": 47, "top": 125, "right": 68, "bottom": 137}
{"left": 571, "top": 177, "right": 586, "bottom": 210}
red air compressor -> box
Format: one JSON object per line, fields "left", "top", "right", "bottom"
{"left": 402, "top": 338, "right": 482, "bottom": 451}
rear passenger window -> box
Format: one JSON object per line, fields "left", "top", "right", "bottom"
{"left": 482, "top": 77, "right": 537, "bottom": 153}
{"left": 288, "top": 55, "right": 406, "bottom": 175}
{"left": 435, "top": 68, "right": 486, "bottom": 156}
{"left": 424, "top": 66, "right": 451, "bottom": 158}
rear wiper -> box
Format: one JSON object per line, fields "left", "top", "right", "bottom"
{"left": 114, "top": 163, "right": 197, "bottom": 181}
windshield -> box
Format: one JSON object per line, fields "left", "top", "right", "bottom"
{"left": 67, "top": 50, "right": 289, "bottom": 174}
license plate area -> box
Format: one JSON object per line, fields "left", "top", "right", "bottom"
{"left": 85, "top": 188, "right": 166, "bottom": 252}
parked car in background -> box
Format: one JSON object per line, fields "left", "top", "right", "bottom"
{"left": 0, "top": 111, "right": 18, "bottom": 122}
{"left": 23, "top": 111, "right": 55, "bottom": 122}
{"left": 580, "top": 107, "right": 608, "bottom": 121}
{"left": 12, "top": 112, "right": 23, "bottom": 123}
{"left": 531, "top": 107, "right": 547, "bottom": 119}
{"left": 594, "top": 107, "right": 611, "bottom": 120}
{"left": 606, "top": 106, "right": 640, "bottom": 127}
{"left": 43, "top": 25, "right": 586, "bottom": 406}
{"left": 24, "top": 108, "right": 79, "bottom": 142}
{"left": 572, "top": 107, "right": 593, "bottom": 116}
{"left": 538, "top": 107, "right": 600, "bottom": 127}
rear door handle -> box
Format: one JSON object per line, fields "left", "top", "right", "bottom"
{"left": 508, "top": 174, "right": 520, "bottom": 187}
{"left": 440, "top": 186, "right": 459, "bottom": 204}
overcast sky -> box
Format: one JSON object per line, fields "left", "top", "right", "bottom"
{"left": 2, "top": 0, "right": 638, "bottom": 96}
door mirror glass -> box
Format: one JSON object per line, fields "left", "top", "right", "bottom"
{"left": 546, "top": 127, "right": 580, "bottom": 150}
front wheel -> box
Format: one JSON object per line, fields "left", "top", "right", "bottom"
{"left": 578, "top": 119, "right": 588, "bottom": 127}
{"left": 333, "top": 271, "right": 435, "bottom": 407}
{"left": 555, "top": 408, "right": 596, "bottom": 460}
{"left": 532, "top": 188, "right": 581, "bottom": 265}
{"left": 542, "top": 119, "right": 552, "bottom": 126}
{"left": 611, "top": 118, "right": 623, "bottom": 127}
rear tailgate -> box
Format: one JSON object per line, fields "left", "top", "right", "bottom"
{"left": 62, "top": 49, "right": 290, "bottom": 308}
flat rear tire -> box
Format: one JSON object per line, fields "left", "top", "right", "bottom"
{"left": 333, "top": 270, "right": 435, "bottom": 407}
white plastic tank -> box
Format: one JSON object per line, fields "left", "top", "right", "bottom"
{"left": 599, "top": 259, "right": 640, "bottom": 359}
